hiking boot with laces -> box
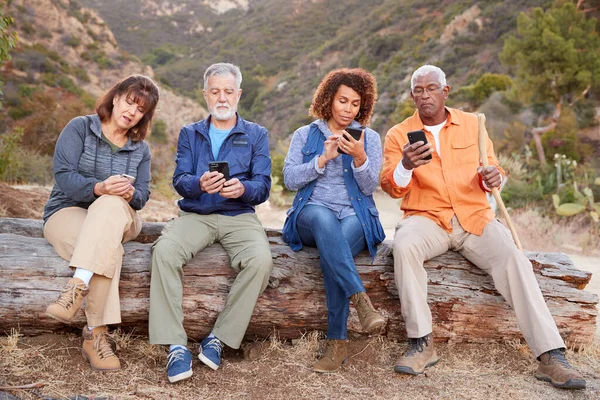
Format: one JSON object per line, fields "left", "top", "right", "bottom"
{"left": 535, "top": 348, "right": 586, "bottom": 389}
{"left": 350, "top": 292, "right": 385, "bottom": 333}
{"left": 198, "top": 336, "right": 223, "bottom": 370}
{"left": 45, "top": 277, "right": 88, "bottom": 323}
{"left": 394, "top": 333, "right": 438, "bottom": 375}
{"left": 312, "top": 339, "right": 348, "bottom": 373}
{"left": 82, "top": 326, "right": 121, "bottom": 371}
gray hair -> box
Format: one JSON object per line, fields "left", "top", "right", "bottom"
{"left": 411, "top": 65, "right": 447, "bottom": 90}
{"left": 203, "top": 63, "right": 242, "bottom": 90}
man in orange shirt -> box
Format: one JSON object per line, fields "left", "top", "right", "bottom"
{"left": 381, "top": 65, "right": 585, "bottom": 390}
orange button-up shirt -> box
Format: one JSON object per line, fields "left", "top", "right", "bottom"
{"left": 381, "top": 108, "right": 504, "bottom": 236}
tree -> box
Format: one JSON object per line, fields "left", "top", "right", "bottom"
{"left": 500, "top": 0, "right": 600, "bottom": 165}
{"left": 0, "top": 0, "right": 17, "bottom": 110}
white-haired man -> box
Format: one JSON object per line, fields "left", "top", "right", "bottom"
{"left": 149, "top": 63, "right": 273, "bottom": 383}
{"left": 381, "top": 64, "right": 585, "bottom": 390}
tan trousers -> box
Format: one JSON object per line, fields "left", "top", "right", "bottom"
{"left": 44, "top": 195, "right": 142, "bottom": 327}
{"left": 393, "top": 215, "right": 565, "bottom": 358}
{"left": 149, "top": 212, "right": 273, "bottom": 349}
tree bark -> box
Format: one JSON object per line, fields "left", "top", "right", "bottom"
{"left": 0, "top": 218, "right": 597, "bottom": 347}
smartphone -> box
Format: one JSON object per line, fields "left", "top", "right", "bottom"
{"left": 337, "top": 127, "right": 363, "bottom": 154}
{"left": 407, "top": 130, "right": 432, "bottom": 160}
{"left": 121, "top": 174, "right": 136, "bottom": 184}
{"left": 209, "top": 161, "right": 230, "bottom": 181}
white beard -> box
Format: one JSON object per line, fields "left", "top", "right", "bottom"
{"left": 210, "top": 103, "right": 237, "bottom": 121}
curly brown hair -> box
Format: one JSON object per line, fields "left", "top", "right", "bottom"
{"left": 309, "top": 68, "right": 378, "bottom": 126}
{"left": 96, "top": 75, "right": 160, "bottom": 142}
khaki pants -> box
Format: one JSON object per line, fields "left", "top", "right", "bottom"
{"left": 44, "top": 195, "right": 142, "bottom": 327}
{"left": 393, "top": 215, "right": 565, "bottom": 358}
{"left": 148, "top": 212, "right": 273, "bottom": 349}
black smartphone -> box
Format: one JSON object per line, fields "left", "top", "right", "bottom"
{"left": 208, "top": 161, "right": 230, "bottom": 181}
{"left": 407, "top": 130, "right": 432, "bottom": 160}
{"left": 337, "top": 127, "right": 363, "bottom": 154}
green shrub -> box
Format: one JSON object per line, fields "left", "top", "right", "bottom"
{"left": 73, "top": 66, "right": 90, "bottom": 83}
{"left": 17, "top": 84, "right": 38, "bottom": 98}
{"left": 8, "top": 107, "right": 32, "bottom": 120}
{"left": 57, "top": 76, "right": 83, "bottom": 95}
{"left": 63, "top": 35, "right": 81, "bottom": 48}
{"left": 0, "top": 129, "right": 24, "bottom": 181}
{"left": 541, "top": 107, "right": 593, "bottom": 163}
{"left": 150, "top": 119, "right": 168, "bottom": 144}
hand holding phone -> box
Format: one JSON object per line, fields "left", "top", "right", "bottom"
{"left": 407, "top": 130, "right": 432, "bottom": 160}
{"left": 337, "top": 127, "right": 363, "bottom": 154}
{"left": 121, "top": 174, "right": 136, "bottom": 184}
{"left": 401, "top": 129, "right": 433, "bottom": 170}
{"left": 208, "top": 161, "right": 230, "bottom": 181}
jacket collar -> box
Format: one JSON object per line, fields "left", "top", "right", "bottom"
{"left": 193, "top": 113, "right": 248, "bottom": 138}
{"left": 315, "top": 119, "right": 363, "bottom": 138}
{"left": 413, "top": 107, "right": 461, "bottom": 129}
{"left": 88, "top": 114, "right": 142, "bottom": 151}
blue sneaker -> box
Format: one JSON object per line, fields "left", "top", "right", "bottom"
{"left": 198, "top": 337, "right": 223, "bottom": 370}
{"left": 166, "top": 347, "right": 193, "bottom": 383}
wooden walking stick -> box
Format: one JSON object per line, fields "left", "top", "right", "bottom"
{"left": 477, "top": 113, "right": 523, "bottom": 250}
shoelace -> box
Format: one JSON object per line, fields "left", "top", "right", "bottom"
{"left": 167, "top": 348, "right": 187, "bottom": 369}
{"left": 55, "top": 282, "right": 86, "bottom": 309}
{"left": 94, "top": 332, "right": 117, "bottom": 360}
{"left": 323, "top": 341, "right": 342, "bottom": 360}
{"left": 204, "top": 338, "right": 223, "bottom": 355}
{"left": 547, "top": 349, "right": 572, "bottom": 368}
{"left": 405, "top": 336, "right": 429, "bottom": 357}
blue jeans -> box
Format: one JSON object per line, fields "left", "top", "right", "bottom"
{"left": 297, "top": 204, "right": 367, "bottom": 339}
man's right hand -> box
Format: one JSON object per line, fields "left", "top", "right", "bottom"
{"left": 200, "top": 171, "right": 225, "bottom": 194}
{"left": 401, "top": 141, "right": 433, "bottom": 170}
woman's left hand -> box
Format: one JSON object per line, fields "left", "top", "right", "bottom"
{"left": 122, "top": 185, "right": 135, "bottom": 202}
{"left": 339, "top": 130, "right": 367, "bottom": 167}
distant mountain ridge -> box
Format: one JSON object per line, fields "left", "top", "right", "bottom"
{"left": 79, "top": 0, "right": 555, "bottom": 141}
{"left": 5, "top": 0, "right": 207, "bottom": 141}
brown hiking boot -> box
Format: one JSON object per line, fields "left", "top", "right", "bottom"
{"left": 45, "top": 277, "right": 88, "bottom": 323}
{"left": 394, "top": 334, "right": 439, "bottom": 375}
{"left": 82, "top": 326, "right": 121, "bottom": 371}
{"left": 350, "top": 292, "right": 385, "bottom": 332}
{"left": 312, "top": 339, "right": 348, "bottom": 373}
{"left": 535, "top": 348, "right": 586, "bottom": 389}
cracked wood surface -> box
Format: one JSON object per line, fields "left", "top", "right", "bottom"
{"left": 0, "top": 218, "right": 597, "bottom": 345}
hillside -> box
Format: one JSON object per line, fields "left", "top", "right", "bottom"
{"left": 2, "top": 0, "right": 207, "bottom": 147}
{"left": 79, "top": 0, "right": 560, "bottom": 141}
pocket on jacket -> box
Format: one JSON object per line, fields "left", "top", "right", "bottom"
{"left": 368, "top": 206, "right": 385, "bottom": 244}
{"left": 451, "top": 140, "right": 479, "bottom": 166}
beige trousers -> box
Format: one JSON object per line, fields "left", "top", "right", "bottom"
{"left": 392, "top": 215, "right": 565, "bottom": 358}
{"left": 44, "top": 195, "right": 142, "bottom": 326}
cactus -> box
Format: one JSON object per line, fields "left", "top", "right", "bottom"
{"left": 552, "top": 179, "right": 600, "bottom": 222}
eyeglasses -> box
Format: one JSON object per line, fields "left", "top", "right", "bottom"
{"left": 412, "top": 85, "right": 443, "bottom": 97}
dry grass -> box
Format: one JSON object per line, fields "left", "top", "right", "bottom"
{"left": 512, "top": 208, "right": 600, "bottom": 256}
{"left": 1, "top": 329, "right": 599, "bottom": 400}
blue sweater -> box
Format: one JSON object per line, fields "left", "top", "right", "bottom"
{"left": 43, "top": 114, "right": 151, "bottom": 222}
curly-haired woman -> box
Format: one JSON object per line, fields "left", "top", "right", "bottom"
{"left": 282, "top": 68, "right": 386, "bottom": 373}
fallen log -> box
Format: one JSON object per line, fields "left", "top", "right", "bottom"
{"left": 0, "top": 218, "right": 597, "bottom": 346}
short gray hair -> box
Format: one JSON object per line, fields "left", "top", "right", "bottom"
{"left": 411, "top": 65, "right": 447, "bottom": 90}
{"left": 203, "top": 63, "right": 242, "bottom": 90}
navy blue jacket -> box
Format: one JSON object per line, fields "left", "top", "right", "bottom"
{"left": 173, "top": 114, "right": 271, "bottom": 216}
